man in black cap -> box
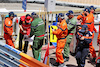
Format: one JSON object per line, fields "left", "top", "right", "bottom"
{"left": 76, "top": 25, "right": 92, "bottom": 67}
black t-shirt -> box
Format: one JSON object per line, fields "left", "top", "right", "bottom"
{"left": 19, "top": 18, "right": 31, "bottom": 25}
{"left": 19, "top": 18, "right": 23, "bottom": 25}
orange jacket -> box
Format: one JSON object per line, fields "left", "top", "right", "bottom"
{"left": 4, "top": 18, "right": 13, "bottom": 36}
{"left": 77, "top": 12, "right": 97, "bottom": 32}
{"left": 85, "top": 13, "right": 94, "bottom": 32}
{"left": 97, "top": 22, "right": 100, "bottom": 44}
{"left": 90, "top": 12, "right": 97, "bottom": 33}
{"left": 85, "top": 12, "right": 97, "bottom": 32}
{"left": 77, "top": 13, "right": 86, "bottom": 25}
{"left": 53, "top": 19, "right": 68, "bottom": 39}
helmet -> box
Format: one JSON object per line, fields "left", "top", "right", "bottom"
{"left": 66, "top": 10, "right": 74, "bottom": 16}
{"left": 89, "top": 5, "right": 96, "bottom": 11}
{"left": 9, "top": 12, "right": 14, "bottom": 17}
{"left": 14, "top": 14, "right": 17, "bottom": 17}
{"left": 58, "top": 13, "right": 64, "bottom": 19}
{"left": 81, "top": 25, "right": 88, "bottom": 33}
{"left": 84, "top": 7, "right": 90, "bottom": 13}
{"left": 5, "top": 15, "right": 9, "bottom": 18}
{"left": 31, "top": 12, "right": 36, "bottom": 16}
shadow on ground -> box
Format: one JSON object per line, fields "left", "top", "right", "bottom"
{"left": 50, "top": 58, "right": 77, "bottom": 67}
{"left": 66, "top": 64, "right": 77, "bottom": 67}
{"left": 86, "top": 57, "right": 96, "bottom": 67}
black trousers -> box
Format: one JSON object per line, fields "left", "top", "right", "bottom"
{"left": 18, "top": 33, "right": 29, "bottom": 53}
{"left": 76, "top": 48, "right": 89, "bottom": 67}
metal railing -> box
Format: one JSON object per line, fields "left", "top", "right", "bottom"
{"left": 1, "top": 8, "right": 100, "bottom": 37}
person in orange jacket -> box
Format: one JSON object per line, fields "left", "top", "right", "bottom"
{"left": 4, "top": 12, "right": 15, "bottom": 48}
{"left": 52, "top": 13, "right": 68, "bottom": 67}
{"left": 77, "top": 6, "right": 97, "bottom": 33}
{"left": 77, "top": 12, "right": 86, "bottom": 25}
{"left": 84, "top": 7, "right": 97, "bottom": 62}
{"left": 89, "top": 5, "right": 97, "bottom": 33}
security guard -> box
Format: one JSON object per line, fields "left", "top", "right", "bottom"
{"left": 4, "top": 12, "right": 15, "bottom": 48}
{"left": 52, "top": 13, "right": 68, "bottom": 67}
{"left": 30, "top": 12, "right": 45, "bottom": 61}
{"left": 64, "top": 10, "right": 76, "bottom": 62}
{"left": 19, "top": 14, "right": 31, "bottom": 53}
{"left": 76, "top": 25, "right": 92, "bottom": 67}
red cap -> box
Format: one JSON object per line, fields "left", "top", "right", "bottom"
{"left": 26, "top": 16, "right": 31, "bottom": 23}
{"left": 21, "top": 16, "right": 25, "bottom": 21}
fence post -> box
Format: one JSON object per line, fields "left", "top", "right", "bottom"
{"left": 1, "top": 15, "right": 4, "bottom": 37}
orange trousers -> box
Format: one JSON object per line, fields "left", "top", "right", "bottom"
{"left": 56, "top": 39, "right": 66, "bottom": 63}
{"left": 89, "top": 33, "right": 96, "bottom": 58}
{"left": 4, "top": 34, "right": 15, "bottom": 48}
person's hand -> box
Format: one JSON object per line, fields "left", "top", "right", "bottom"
{"left": 52, "top": 29, "right": 56, "bottom": 31}
{"left": 80, "top": 36, "right": 84, "bottom": 40}
{"left": 86, "top": 34, "right": 89, "bottom": 37}
{"left": 11, "top": 35, "right": 15, "bottom": 42}
{"left": 23, "top": 30, "right": 27, "bottom": 33}
{"left": 12, "top": 38, "right": 15, "bottom": 42}
{"left": 78, "top": 26, "right": 81, "bottom": 30}
{"left": 79, "top": 19, "right": 83, "bottom": 23}
{"left": 97, "top": 40, "right": 100, "bottom": 46}
{"left": 57, "top": 22, "right": 60, "bottom": 28}
{"left": 28, "top": 36, "right": 30, "bottom": 38}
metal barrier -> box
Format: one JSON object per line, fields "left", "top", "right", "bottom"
{"left": 0, "top": 41, "right": 49, "bottom": 67}
{"left": 0, "top": 8, "right": 100, "bottom": 37}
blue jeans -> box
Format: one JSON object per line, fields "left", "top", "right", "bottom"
{"left": 76, "top": 48, "right": 89, "bottom": 67}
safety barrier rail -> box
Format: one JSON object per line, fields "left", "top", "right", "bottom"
{"left": 0, "top": 8, "right": 100, "bottom": 38}
{"left": 0, "top": 41, "right": 49, "bottom": 67}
